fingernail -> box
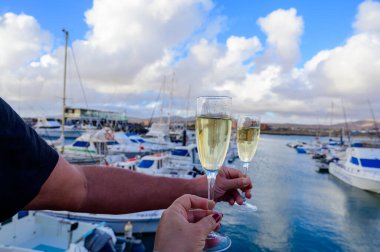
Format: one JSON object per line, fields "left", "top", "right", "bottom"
{"left": 212, "top": 213, "right": 222, "bottom": 222}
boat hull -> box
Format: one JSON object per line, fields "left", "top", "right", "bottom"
{"left": 35, "top": 128, "right": 86, "bottom": 139}
{"left": 329, "top": 162, "right": 380, "bottom": 193}
{"left": 41, "top": 210, "right": 164, "bottom": 234}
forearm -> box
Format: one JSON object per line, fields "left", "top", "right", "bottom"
{"left": 78, "top": 165, "right": 208, "bottom": 214}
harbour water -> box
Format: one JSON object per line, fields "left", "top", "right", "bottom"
{"left": 217, "top": 134, "right": 380, "bottom": 252}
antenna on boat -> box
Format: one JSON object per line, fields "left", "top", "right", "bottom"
{"left": 61, "top": 28, "right": 69, "bottom": 154}
{"left": 341, "top": 100, "right": 351, "bottom": 146}
{"left": 368, "top": 99, "right": 380, "bottom": 141}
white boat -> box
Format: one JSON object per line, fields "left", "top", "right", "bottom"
{"left": 59, "top": 129, "right": 112, "bottom": 164}
{"left": 329, "top": 144, "right": 380, "bottom": 193}
{"left": 143, "top": 123, "right": 177, "bottom": 150}
{"left": 0, "top": 211, "right": 106, "bottom": 252}
{"left": 41, "top": 209, "right": 164, "bottom": 234}
{"left": 286, "top": 141, "right": 305, "bottom": 148}
{"left": 33, "top": 118, "right": 92, "bottom": 139}
{"left": 135, "top": 144, "right": 203, "bottom": 178}
{"left": 111, "top": 132, "right": 152, "bottom": 157}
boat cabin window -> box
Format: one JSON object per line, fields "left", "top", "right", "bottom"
{"left": 172, "top": 149, "right": 190, "bottom": 157}
{"left": 158, "top": 160, "right": 162, "bottom": 169}
{"left": 351, "top": 157, "right": 359, "bottom": 165}
{"left": 18, "top": 211, "right": 29, "bottom": 219}
{"left": 93, "top": 142, "right": 108, "bottom": 155}
{"left": 73, "top": 141, "right": 90, "bottom": 147}
{"left": 138, "top": 160, "right": 154, "bottom": 168}
{"left": 138, "top": 139, "right": 145, "bottom": 143}
{"left": 107, "top": 141, "right": 119, "bottom": 146}
{"left": 361, "top": 159, "right": 380, "bottom": 168}
{"left": 130, "top": 139, "right": 138, "bottom": 143}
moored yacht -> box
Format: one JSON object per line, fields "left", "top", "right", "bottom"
{"left": 0, "top": 211, "right": 107, "bottom": 252}
{"left": 135, "top": 144, "right": 203, "bottom": 178}
{"left": 329, "top": 143, "right": 380, "bottom": 193}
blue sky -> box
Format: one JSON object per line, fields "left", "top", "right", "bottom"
{"left": 1, "top": 0, "right": 363, "bottom": 65}
{"left": 215, "top": 0, "right": 363, "bottom": 64}
{"left": 1, "top": 0, "right": 379, "bottom": 123}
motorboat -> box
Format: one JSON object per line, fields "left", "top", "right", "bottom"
{"left": 329, "top": 143, "right": 380, "bottom": 193}
{"left": 58, "top": 129, "right": 111, "bottom": 164}
{"left": 41, "top": 209, "right": 164, "bottom": 234}
{"left": 135, "top": 144, "right": 203, "bottom": 178}
{"left": 0, "top": 211, "right": 111, "bottom": 252}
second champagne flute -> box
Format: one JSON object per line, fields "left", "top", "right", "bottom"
{"left": 237, "top": 115, "right": 260, "bottom": 211}
{"left": 196, "top": 96, "right": 232, "bottom": 251}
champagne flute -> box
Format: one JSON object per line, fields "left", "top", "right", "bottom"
{"left": 237, "top": 115, "right": 260, "bottom": 211}
{"left": 196, "top": 96, "right": 232, "bottom": 251}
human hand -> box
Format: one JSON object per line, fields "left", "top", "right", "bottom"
{"left": 214, "top": 166, "right": 252, "bottom": 205}
{"left": 154, "top": 194, "right": 223, "bottom": 252}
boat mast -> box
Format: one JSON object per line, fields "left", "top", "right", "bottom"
{"left": 159, "top": 75, "right": 166, "bottom": 124}
{"left": 329, "top": 102, "right": 334, "bottom": 138}
{"left": 185, "top": 84, "right": 192, "bottom": 130}
{"left": 61, "top": 29, "right": 69, "bottom": 154}
{"left": 368, "top": 100, "right": 380, "bottom": 141}
{"left": 342, "top": 101, "right": 351, "bottom": 145}
{"left": 167, "top": 72, "right": 175, "bottom": 126}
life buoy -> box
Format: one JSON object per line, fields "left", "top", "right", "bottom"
{"left": 105, "top": 131, "right": 114, "bottom": 140}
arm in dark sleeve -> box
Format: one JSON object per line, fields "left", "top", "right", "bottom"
{"left": 0, "top": 97, "right": 58, "bottom": 221}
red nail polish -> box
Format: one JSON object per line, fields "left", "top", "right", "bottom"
{"left": 212, "top": 213, "right": 222, "bottom": 222}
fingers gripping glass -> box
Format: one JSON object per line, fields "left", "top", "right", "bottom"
{"left": 196, "top": 96, "right": 232, "bottom": 251}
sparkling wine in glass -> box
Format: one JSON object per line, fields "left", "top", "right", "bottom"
{"left": 237, "top": 115, "right": 260, "bottom": 211}
{"left": 196, "top": 96, "right": 232, "bottom": 251}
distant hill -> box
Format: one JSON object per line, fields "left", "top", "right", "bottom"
{"left": 127, "top": 116, "right": 379, "bottom": 130}
{"left": 269, "top": 119, "right": 379, "bottom": 130}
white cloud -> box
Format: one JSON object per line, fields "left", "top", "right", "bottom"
{"left": 354, "top": 0, "right": 380, "bottom": 35}
{"left": 1, "top": 0, "right": 380, "bottom": 123}
{"left": 0, "top": 13, "right": 51, "bottom": 69}
{"left": 257, "top": 8, "right": 303, "bottom": 70}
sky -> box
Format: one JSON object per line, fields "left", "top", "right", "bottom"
{"left": 0, "top": 0, "right": 379, "bottom": 124}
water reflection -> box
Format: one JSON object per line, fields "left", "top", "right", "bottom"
{"left": 219, "top": 135, "right": 380, "bottom": 251}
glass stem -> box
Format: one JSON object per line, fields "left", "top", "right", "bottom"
{"left": 206, "top": 170, "right": 217, "bottom": 205}
{"left": 242, "top": 162, "right": 249, "bottom": 202}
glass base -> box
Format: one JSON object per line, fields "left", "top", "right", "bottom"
{"left": 242, "top": 201, "right": 258, "bottom": 211}
{"left": 236, "top": 200, "right": 258, "bottom": 211}
{"left": 203, "top": 231, "right": 231, "bottom": 252}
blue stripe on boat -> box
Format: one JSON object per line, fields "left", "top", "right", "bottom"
{"left": 351, "top": 157, "right": 380, "bottom": 168}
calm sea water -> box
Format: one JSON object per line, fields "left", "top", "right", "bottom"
{"left": 216, "top": 134, "right": 380, "bottom": 252}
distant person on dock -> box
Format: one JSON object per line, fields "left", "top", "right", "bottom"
{"left": 0, "top": 97, "right": 252, "bottom": 251}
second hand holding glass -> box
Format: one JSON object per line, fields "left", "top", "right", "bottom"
{"left": 236, "top": 115, "right": 260, "bottom": 211}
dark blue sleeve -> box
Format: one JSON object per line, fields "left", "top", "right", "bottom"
{"left": 0, "top": 98, "right": 59, "bottom": 221}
